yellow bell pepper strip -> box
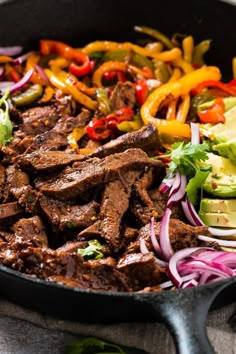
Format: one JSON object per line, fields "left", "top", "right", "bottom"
{"left": 166, "top": 99, "right": 177, "bottom": 120}
{"left": 45, "top": 69, "right": 97, "bottom": 110}
{"left": 96, "top": 88, "right": 111, "bottom": 115}
{"left": 40, "top": 39, "right": 92, "bottom": 77}
{"left": 128, "top": 65, "right": 154, "bottom": 79}
{"left": 82, "top": 40, "right": 182, "bottom": 62}
{"left": 102, "top": 50, "right": 154, "bottom": 72}
{"left": 26, "top": 52, "right": 48, "bottom": 85}
{"left": 168, "top": 68, "right": 182, "bottom": 82}
{"left": 173, "top": 57, "right": 194, "bottom": 74}
{"left": 68, "top": 126, "right": 87, "bottom": 152}
{"left": 11, "top": 84, "right": 43, "bottom": 107}
{"left": 134, "top": 26, "right": 174, "bottom": 49}
{"left": 64, "top": 72, "right": 96, "bottom": 97}
{"left": 92, "top": 61, "right": 127, "bottom": 87}
{"left": 48, "top": 57, "right": 70, "bottom": 69}
{"left": 176, "top": 94, "right": 190, "bottom": 123}
{"left": 145, "top": 42, "right": 164, "bottom": 53}
{"left": 141, "top": 66, "right": 221, "bottom": 138}
{"left": 0, "top": 56, "right": 13, "bottom": 63}
{"left": 182, "top": 36, "right": 194, "bottom": 63}
{"left": 192, "top": 40, "right": 211, "bottom": 67}
{"left": 40, "top": 86, "right": 55, "bottom": 103}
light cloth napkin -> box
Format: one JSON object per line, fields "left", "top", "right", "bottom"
{"left": 0, "top": 296, "right": 235, "bottom": 353}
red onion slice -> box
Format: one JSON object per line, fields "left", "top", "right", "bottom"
{"left": 213, "top": 252, "right": 236, "bottom": 267}
{"left": 190, "top": 122, "right": 200, "bottom": 145}
{"left": 0, "top": 46, "right": 23, "bottom": 56}
{"left": 182, "top": 279, "right": 198, "bottom": 288}
{"left": 13, "top": 51, "right": 34, "bottom": 65}
{"left": 208, "top": 227, "right": 236, "bottom": 237}
{"left": 178, "top": 259, "right": 232, "bottom": 278}
{"left": 168, "top": 247, "right": 211, "bottom": 286}
{"left": 0, "top": 81, "right": 14, "bottom": 92}
{"left": 159, "top": 208, "right": 174, "bottom": 260}
{"left": 150, "top": 216, "right": 162, "bottom": 255}
{"left": 159, "top": 174, "right": 175, "bottom": 194}
{"left": 167, "top": 174, "right": 187, "bottom": 207}
{"left": 168, "top": 172, "right": 181, "bottom": 197}
{"left": 9, "top": 69, "right": 34, "bottom": 94}
{"left": 198, "top": 234, "right": 236, "bottom": 248}
{"left": 181, "top": 200, "right": 196, "bottom": 225}
{"left": 140, "top": 238, "right": 167, "bottom": 267}
{"left": 187, "top": 198, "right": 204, "bottom": 226}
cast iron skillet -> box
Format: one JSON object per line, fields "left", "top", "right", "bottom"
{"left": 1, "top": 0, "right": 236, "bottom": 353}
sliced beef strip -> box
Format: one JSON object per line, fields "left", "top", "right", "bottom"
{"left": 39, "top": 195, "right": 99, "bottom": 232}
{"left": 90, "top": 123, "right": 162, "bottom": 158}
{"left": 20, "top": 105, "right": 67, "bottom": 136}
{"left": 3, "top": 165, "right": 30, "bottom": 202}
{"left": 0, "top": 245, "right": 130, "bottom": 291}
{"left": 117, "top": 252, "right": 167, "bottom": 291}
{"left": 54, "top": 109, "right": 91, "bottom": 134}
{"left": 0, "top": 202, "right": 24, "bottom": 221}
{"left": 98, "top": 170, "right": 141, "bottom": 251}
{"left": 25, "top": 130, "right": 68, "bottom": 153}
{"left": 110, "top": 81, "right": 136, "bottom": 110}
{"left": 134, "top": 167, "right": 154, "bottom": 207}
{"left": 12, "top": 216, "right": 48, "bottom": 248}
{"left": 37, "top": 148, "right": 164, "bottom": 200}
{"left": 17, "top": 150, "right": 86, "bottom": 174}
{"left": 127, "top": 219, "right": 213, "bottom": 254}
{"left": 128, "top": 196, "right": 158, "bottom": 227}
{"left": 149, "top": 188, "right": 185, "bottom": 220}
{"left": 16, "top": 186, "right": 40, "bottom": 214}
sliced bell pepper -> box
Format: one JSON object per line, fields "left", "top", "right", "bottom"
{"left": 140, "top": 66, "right": 221, "bottom": 138}
{"left": 12, "top": 84, "right": 43, "bottom": 107}
{"left": 134, "top": 79, "right": 149, "bottom": 106}
{"left": 197, "top": 97, "right": 225, "bottom": 124}
{"left": 192, "top": 40, "right": 211, "bottom": 67}
{"left": 92, "top": 61, "right": 127, "bottom": 87}
{"left": 86, "top": 118, "right": 113, "bottom": 141}
{"left": 192, "top": 79, "right": 236, "bottom": 96}
{"left": 45, "top": 68, "right": 97, "bottom": 110}
{"left": 26, "top": 52, "right": 48, "bottom": 85}
{"left": 182, "top": 36, "right": 194, "bottom": 63}
{"left": 40, "top": 39, "right": 92, "bottom": 77}
{"left": 134, "top": 26, "right": 174, "bottom": 49}
{"left": 117, "top": 113, "right": 143, "bottom": 132}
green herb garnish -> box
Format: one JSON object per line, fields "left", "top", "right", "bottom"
{"left": 65, "top": 337, "right": 126, "bottom": 354}
{"left": 0, "top": 90, "right": 13, "bottom": 146}
{"left": 77, "top": 240, "right": 104, "bottom": 260}
{"left": 157, "top": 141, "right": 211, "bottom": 205}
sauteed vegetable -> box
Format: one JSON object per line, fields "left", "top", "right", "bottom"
{"left": 0, "top": 26, "right": 236, "bottom": 292}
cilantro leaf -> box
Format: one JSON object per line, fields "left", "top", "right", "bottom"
{"left": 77, "top": 240, "right": 104, "bottom": 260}
{"left": 0, "top": 90, "right": 13, "bottom": 146}
{"left": 65, "top": 337, "right": 126, "bottom": 354}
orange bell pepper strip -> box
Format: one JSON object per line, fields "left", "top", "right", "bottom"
{"left": 45, "top": 68, "right": 97, "bottom": 110}
{"left": 26, "top": 52, "right": 48, "bottom": 85}
{"left": 191, "top": 79, "right": 236, "bottom": 96}
{"left": 40, "top": 39, "right": 91, "bottom": 77}
{"left": 141, "top": 66, "right": 221, "bottom": 138}
{"left": 0, "top": 56, "right": 13, "bottom": 63}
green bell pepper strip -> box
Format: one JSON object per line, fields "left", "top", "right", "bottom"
{"left": 192, "top": 40, "right": 211, "bottom": 67}
{"left": 102, "top": 49, "right": 154, "bottom": 71}
{"left": 11, "top": 84, "right": 43, "bottom": 107}
{"left": 134, "top": 25, "right": 174, "bottom": 49}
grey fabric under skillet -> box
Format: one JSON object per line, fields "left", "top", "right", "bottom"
{"left": 0, "top": 296, "right": 235, "bottom": 353}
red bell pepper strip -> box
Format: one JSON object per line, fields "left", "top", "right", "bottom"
{"left": 86, "top": 118, "right": 113, "bottom": 141}
{"left": 134, "top": 79, "right": 149, "bottom": 106}
{"left": 197, "top": 97, "right": 225, "bottom": 124}
{"left": 192, "top": 79, "right": 236, "bottom": 96}
{"left": 40, "top": 39, "right": 92, "bottom": 77}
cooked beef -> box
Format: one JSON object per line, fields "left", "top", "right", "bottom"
{"left": 98, "top": 170, "right": 141, "bottom": 251}
{"left": 149, "top": 188, "right": 185, "bottom": 220}
{"left": 117, "top": 252, "right": 167, "bottom": 291}
{"left": 39, "top": 195, "right": 99, "bottom": 232}
{"left": 12, "top": 216, "right": 48, "bottom": 248}
{"left": 20, "top": 105, "right": 67, "bottom": 136}
{"left": 90, "top": 123, "right": 162, "bottom": 158}
{"left": 37, "top": 148, "right": 164, "bottom": 200}
{"left": 16, "top": 186, "right": 40, "bottom": 214}
{"left": 26, "top": 130, "right": 68, "bottom": 153}
{"left": 110, "top": 81, "right": 136, "bottom": 110}
{"left": 0, "top": 165, "right": 5, "bottom": 200}
{"left": 57, "top": 241, "right": 86, "bottom": 254}
{"left": 128, "top": 219, "right": 212, "bottom": 254}
{"left": 54, "top": 110, "right": 91, "bottom": 134}
{"left": 129, "top": 197, "right": 158, "bottom": 226}
{"left": 134, "top": 167, "right": 154, "bottom": 207}
{"left": 0, "top": 202, "right": 23, "bottom": 221}
{"left": 0, "top": 246, "right": 130, "bottom": 291}
{"left": 18, "top": 150, "right": 85, "bottom": 173}
{"left": 123, "top": 227, "right": 139, "bottom": 241}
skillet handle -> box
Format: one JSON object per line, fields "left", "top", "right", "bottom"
{"left": 140, "top": 278, "right": 236, "bottom": 354}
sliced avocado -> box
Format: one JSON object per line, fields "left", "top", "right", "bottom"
{"left": 200, "top": 198, "right": 236, "bottom": 213}
{"left": 199, "top": 210, "right": 236, "bottom": 227}
{"left": 202, "top": 153, "right": 236, "bottom": 197}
